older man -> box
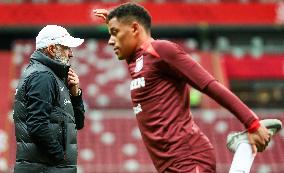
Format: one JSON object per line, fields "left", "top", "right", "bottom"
{"left": 13, "top": 25, "right": 85, "bottom": 173}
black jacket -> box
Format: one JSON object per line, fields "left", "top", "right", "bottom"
{"left": 13, "top": 51, "right": 85, "bottom": 173}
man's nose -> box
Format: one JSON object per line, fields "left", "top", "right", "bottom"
{"left": 68, "top": 48, "right": 74, "bottom": 58}
{"left": 108, "top": 36, "right": 115, "bottom": 46}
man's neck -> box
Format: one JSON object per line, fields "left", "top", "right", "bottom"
{"left": 136, "top": 32, "right": 152, "bottom": 51}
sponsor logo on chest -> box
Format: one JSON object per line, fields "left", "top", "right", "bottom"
{"left": 130, "top": 77, "right": 145, "bottom": 90}
{"left": 134, "top": 56, "right": 143, "bottom": 73}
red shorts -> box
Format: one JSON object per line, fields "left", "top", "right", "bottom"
{"left": 163, "top": 124, "right": 216, "bottom": 173}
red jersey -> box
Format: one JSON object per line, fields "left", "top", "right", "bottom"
{"left": 127, "top": 39, "right": 258, "bottom": 172}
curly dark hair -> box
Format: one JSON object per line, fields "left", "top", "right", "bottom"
{"left": 107, "top": 2, "right": 151, "bottom": 32}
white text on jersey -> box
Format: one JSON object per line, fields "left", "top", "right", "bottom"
{"left": 130, "top": 77, "right": 145, "bottom": 90}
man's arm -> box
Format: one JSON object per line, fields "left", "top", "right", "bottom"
{"left": 155, "top": 41, "right": 270, "bottom": 152}
{"left": 70, "top": 92, "right": 85, "bottom": 130}
{"left": 203, "top": 80, "right": 270, "bottom": 152}
{"left": 68, "top": 68, "right": 85, "bottom": 130}
{"left": 26, "top": 72, "right": 65, "bottom": 163}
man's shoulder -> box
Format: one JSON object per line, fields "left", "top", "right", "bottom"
{"left": 151, "top": 40, "right": 178, "bottom": 52}
{"left": 29, "top": 70, "right": 55, "bottom": 78}
{"left": 151, "top": 39, "right": 175, "bottom": 48}
{"left": 26, "top": 60, "right": 58, "bottom": 79}
{"left": 25, "top": 62, "right": 54, "bottom": 78}
{"left": 150, "top": 40, "right": 179, "bottom": 58}
{"left": 24, "top": 70, "right": 56, "bottom": 86}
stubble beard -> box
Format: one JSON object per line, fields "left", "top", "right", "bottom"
{"left": 54, "top": 47, "right": 70, "bottom": 66}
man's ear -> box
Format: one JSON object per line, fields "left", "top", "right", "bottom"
{"left": 132, "top": 22, "right": 139, "bottom": 36}
{"left": 46, "top": 45, "right": 56, "bottom": 57}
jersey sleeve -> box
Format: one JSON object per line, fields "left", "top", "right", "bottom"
{"left": 154, "top": 41, "right": 215, "bottom": 91}
{"left": 204, "top": 80, "right": 260, "bottom": 129}
{"left": 153, "top": 41, "right": 259, "bottom": 130}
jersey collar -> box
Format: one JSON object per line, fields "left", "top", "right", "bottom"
{"left": 139, "top": 38, "right": 160, "bottom": 58}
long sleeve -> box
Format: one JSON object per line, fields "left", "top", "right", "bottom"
{"left": 155, "top": 41, "right": 259, "bottom": 130}
{"left": 155, "top": 41, "right": 215, "bottom": 91}
{"left": 203, "top": 81, "right": 259, "bottom": 129}
{"left": 70, "top": 89, "right": 85, "bottom": 130}
{"left": 25, "top": 72, "right": 64, "bottom": 163}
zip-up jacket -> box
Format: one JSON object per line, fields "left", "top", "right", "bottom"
{"left": 13, "top": 51, "right": 85, "bottom": 173}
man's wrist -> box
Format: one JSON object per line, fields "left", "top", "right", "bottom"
{"left": 76, "top": 88, "right": 82, "bottom": 96}
{"left": 70, "top": 88, "right": 81, "bottom": 97}
{"left": 248, "top": 120, "right": 261, "bottom": 133}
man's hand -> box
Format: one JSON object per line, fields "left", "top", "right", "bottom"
{"left": 68, "top": 68, "right": 80, "bottom": 96}
{"left": 93, "top": 9, "right": 109, "bottom": 21}
{"left": 248, "top": 125, "right": 271, "bottom": 154}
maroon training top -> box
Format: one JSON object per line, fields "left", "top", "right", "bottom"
{"left": 127, "top": 39, "right": 259, "bottom": 172}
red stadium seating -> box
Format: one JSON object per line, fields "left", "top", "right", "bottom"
{"left": 0, "top": 0, "right": 280, "bottom": 3}
{"left": 6, "top": 109, "right": 284, "bottom": 173}
{"left": 78, "top": 110, "right": 284, "bottom": 173}
{"left": 222, "top": 53, "right": 284, "bottom": 80}
{"left": 3, "top": 40, "right": 284, "bottom": 173}
{"left": 11, "top": 39, "right": 198, "bottom": 109}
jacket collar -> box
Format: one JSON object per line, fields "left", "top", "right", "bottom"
{"left": 30, "top": 50, "right": 70, "bottom": 79}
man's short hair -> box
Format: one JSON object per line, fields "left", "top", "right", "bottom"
{"left": 107, "top": 3, "right": 151, "bottom": 32}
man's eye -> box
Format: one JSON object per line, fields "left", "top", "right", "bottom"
{"left": 112, "top": 30, "right": 118, "bottom": 35}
